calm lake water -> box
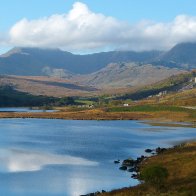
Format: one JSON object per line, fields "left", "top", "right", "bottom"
{"left": 0, "top": 108, "right": 56, "bottom": 113}
{"left": 0, "top": 119, "right": 195, "bottom": 196}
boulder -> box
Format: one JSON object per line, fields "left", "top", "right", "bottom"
{"left": 122, "top": 159, "right": 136, "bottom": 166}
{"left": 131, "top": 174, "right": 138, "bottom": 179}
{"left": 156, "top": 147, "right": 167, "bottom": 154}
{"left": 128, "top": 168, "right": 135, "bottom": 172}
{"left": 119, "top": 166, "right": 127, "bottom": 170}
{"left": 145, "top": 149, "right": 153, "bottom": 153}
{"left": 114, "top": 160, "right": 120, "bottom": 164}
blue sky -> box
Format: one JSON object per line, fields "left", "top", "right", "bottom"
{"left": 1, "top": 0, "right": 195, "bottom": 30}
{"left": 0, "top": 0, "right": 196, "bottom": 54}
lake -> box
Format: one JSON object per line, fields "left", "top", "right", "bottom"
{"left": 0, "top": 108, "right": 56, "bottom": 113}
{"left": 0, "top": 119, "right": 195, "bottom": 196}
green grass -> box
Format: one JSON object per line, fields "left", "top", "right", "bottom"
{"left": 108, "top": 105, "right": 193, "bottom": 113}
{"left": 189, "top": 110, "right": 196, "bottom": 118}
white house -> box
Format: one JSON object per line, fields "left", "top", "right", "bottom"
{"left": 123, "top": 103, "right": 129, "bottom": 107}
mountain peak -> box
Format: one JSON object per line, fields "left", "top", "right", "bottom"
{"left": 173, "top": 42, "right": 196, "bottom": 48}
{"left": 157, "top": 42, "right": 196, "bottom": 69}
{"left": 0, "top": 47, "right": 23, "bottom": 57}
{"left": 0, "top": 47, "right": 66, "bottom": 58}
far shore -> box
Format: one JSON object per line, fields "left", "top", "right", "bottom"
{"left": 0, "top": 108, "right": 195, "bottom": 125}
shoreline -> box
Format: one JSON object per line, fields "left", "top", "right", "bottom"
{"left": 0, "top": 108, "right": 195, "bottom": 125}
{"left": 85, "top": 141, "right": 196, "bottom": 196}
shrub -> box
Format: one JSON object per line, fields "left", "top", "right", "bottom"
{"left": 140, "top": 164, "right": 168, "bottom": 190}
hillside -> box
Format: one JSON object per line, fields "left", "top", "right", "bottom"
{"left": 0, "top": 85, "right": 56, "bottom": 107}
{"left": 0, "top": 70, "right": 195, "bottom": 100}
{"left": 118, "top": 70, "right": 196, "bottom": 101}
{"left": 155, "top": 88, "right": 196, "bottom": 106}
{"left": 76, "top": 62, "right": 182, "bottom": 88}
{"left": 0, "top": 75, "right": 98, "bottom": 97}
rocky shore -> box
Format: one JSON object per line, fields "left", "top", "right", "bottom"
{"left": 117, "top": 146, "right": 167, "bottom": 178}
{"left": 81, "top": 146, "right": 169, "bottom": 196}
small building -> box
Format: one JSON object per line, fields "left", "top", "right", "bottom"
{"left": 190, "top": 77, "right": 196, "bottom": 83}
{"left": 123, "top": 103, "right": 129, "bottom": 107}
{"left": 89, "top": 105, "right": 94, "bottom": 108}
{"left": 156, "top": 91, "right": 167, "bottom": 97}
{"left": 78, "top": 104, "right": 94, "bottom": 108}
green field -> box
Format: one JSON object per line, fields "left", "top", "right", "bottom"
{"left": 108, "top": 105, "right": 193, "bottom": 112}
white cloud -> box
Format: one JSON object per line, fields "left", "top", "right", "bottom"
{"left": 8, "top": 2, "right": 196, "bottom": 52}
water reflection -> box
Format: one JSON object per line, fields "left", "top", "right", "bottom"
{"left": 0, "top": 149, "right": 98, "bottom": 172}
{"left": 0, "top": 119, "right": 195, "bottom": 195}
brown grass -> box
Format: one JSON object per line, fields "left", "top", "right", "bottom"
{"left": 0, "top": 75, "right": 137, "bottom": 97}
{"left": 101, "top": 142, "right": 196, "bottom": 196}
{"left": 0, "top": 109, "right": 151, "bottom": 120}
{"left": 0, "top": 107, "right": 195, "bottom": 123}
{"left": 0, "top": 75, "right": 100, "bottom": 97}
{"left": 142, "top": 88, "right": 196, "bottom": 106}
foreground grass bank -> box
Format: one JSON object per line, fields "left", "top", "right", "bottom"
{"left": 101, "top": 142, "right": 196, "bottom": 196}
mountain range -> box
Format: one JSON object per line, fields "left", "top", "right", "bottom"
{"left": 0, "top": 42, "right": 195, "bottom": 92}
{"left": 0, "top": 47, "right": 162, "bottom": 75}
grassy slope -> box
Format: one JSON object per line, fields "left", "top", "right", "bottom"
{"left": 102, "top": 142, "right": 196, "bottom": 196}
{"left": 154, "top": 89, "right": 196, "bottom": 106}
{"left": 118, "top": 70, "right": 196, "bottom": 101}
{"left": 106, "top": 101, "right": 196, "bottom": 122}
{"left": 0, "top": 75, "right": 99, "bottom": 97}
